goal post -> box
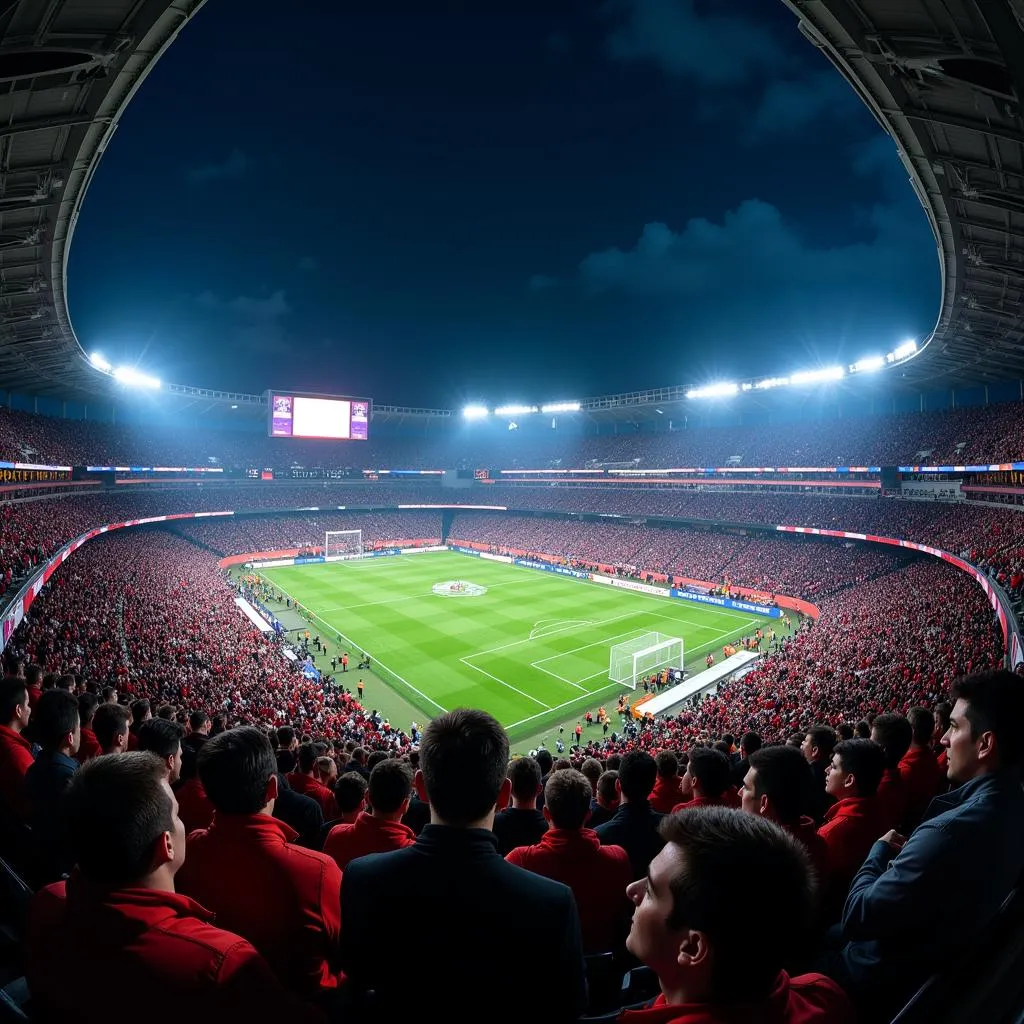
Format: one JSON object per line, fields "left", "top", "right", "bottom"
{"left": 609, "top": 632, "right": 684, "bottom": 689}
{"left": 324, "top": 529, "right": 363, "bottom": 561}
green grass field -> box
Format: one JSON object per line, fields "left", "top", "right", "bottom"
{"left": 259, "top": 551, "right": 765, "bottom": 743}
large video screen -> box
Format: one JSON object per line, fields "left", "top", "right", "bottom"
{"left": 268, "top": 392, "right": 370, "bottom": 440}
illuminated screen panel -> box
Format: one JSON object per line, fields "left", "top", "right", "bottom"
{"left": 268, "top": 392, "right": 370, "bottom": 440}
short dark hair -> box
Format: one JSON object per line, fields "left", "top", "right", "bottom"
{"left": 871, "top": 713, "right": 913, "bottom": 769}
{"left": 659, "top": 807, "right": 813, "bottom": 1001}
{"left": 805, "top": 726, "right": 837, "bottom": 759}
{"left": 56, "top": 674, "right": 76, "bottom": 692}
{"left": 952, "top": 669, "right": 1024, "bottom": 767}
{"left": 533, "top": 748, "right": 553, "bottom": 775}
{"left": 655, "top": 751, "right": 678, "bottom": 779}
{"left": 420, "top": 708, "right": 509, "bottom": 824}
{"left": 368, "top": 759, "right": 413, "bottom": 814}
{"left": 297, "top": 742, "right": 318, "bottom": 773}
{"left": 276, "top": 726, "right": 295, "bottom": 748}
{"left": 188, "top": 711, "right": 210, "bottom": 732}
{"left": 93, "top": 703, "right": 130, "bottom": 749}
{"left": 508, "top": 756, "right": 542, "bottom": 799}
{"left": 367, "top": 750, "right": 389, "bottom": 771}
{"left": 544, "top": 768, "right": 593, "bottom": 829}
{"left": 834, "top": 739, "right": 885, "bottom": 797}
{"left": 334, "top": 771, "right": 368, "bottom": 813}
{"left": 748, "top": 745, "right": 810, "bottom": 825}
{"left": 580, "top": 757, "right": 602, "bottom": 787}
{"left": 64, "top": 753, "right": 174, "bottom": 886}
{"left": 617, "top": 750, "right": 657, "bottom": 802}
{"left": 130, "top": 699, "right": 151, "bottom": 726}
{"left": 0, "top": 676, "right": 27, "bottom": 723}
{"left": 597, "top": 770, "right": 619, "bottom": 804}
{"left": 77, "top": 691, "right": 98, "bottom": 726}
{"left": 908, "top": 707, "right": 933, "bottom": 746}
{"left": 24, "top": 664, "right": 41, "bottom": 687}
{"left": 33, "top": 689, "right": 79, "bottom": 750}
{"left": 198, "top": 727, "right": 276, "bottom": 814}
{"left": 740, "top": 731, "right": 762, "bottom": 756}
{"left": 686, "top": 748, "right": 731, "bottom": 799}
{"left": 136, "top": 719, "right": 184, "bottom": 760}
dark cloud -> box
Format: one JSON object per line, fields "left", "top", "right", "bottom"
{"left": 196, "top": 289, "right": 290, "bottom": 319}
{"left": 195, "top": 289, "right": 292, "bottom": 358}
{"left": 746, "top": 70, "right": 857, "bottom": 141}
{"left": 528, "top": 273, "right": 558, "bottom": 292}
{"left": 186, "top": 148, "right": 248, "bottom": 185}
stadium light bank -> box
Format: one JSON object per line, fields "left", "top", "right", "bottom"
{"left": 89, "top": 352, "right": 161, "bottom": 390}
{"left": 686, "top": 339, "right": 918, "bottom": 401}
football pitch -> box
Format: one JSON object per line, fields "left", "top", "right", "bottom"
{"left": 258, "top": 551, "right": 763, "bottom": 743}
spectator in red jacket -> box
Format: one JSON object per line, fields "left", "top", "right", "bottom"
{"left": 933, "top": 701, "right": 952, "bottom": 776}
{"left": 870, "top": 714, "right": 912, "bottom": 833}
{"left": 672, "top": 748, "right": 733, "bottom": 812}
{"left": 817, "top": 740, "right": 885, "bottom": 921}
{"left": 175, "top": 727, "right": 343, "bottom": 1001}
{"left": 75, "top": 692, "right": 101, "bottom": 764}
{"left": 0, "top": 675, "right": 34, "bottom": 818}
{"left": 25, "top": 752, "right": 320, "bottom": 1023}
{"left": 898, "top": 707, "right": 944, "bottom": 832}
{"left": 741, "top": 745, "right": 828, "bottom": 886}
{"left": 288, "top": 743, "right": 339, "bottom": 820}
{"left": 324, "top": 758, "right": 415, "bottom": 869}
{"left": 507, "top": 767, "right": 632, "bottom": 954}
{"left": 650, "top": 751, "right": 683, "bottom": 814}
{"left": 622, "top": 807, "right": 854, "bottom": 1023}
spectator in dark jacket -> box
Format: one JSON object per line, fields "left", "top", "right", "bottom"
{"left": 595, "top": 750, "right": 664, "bottom": 879}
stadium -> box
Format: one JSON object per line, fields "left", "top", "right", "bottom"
{"left": 0, "top": 1, "right": 1023, "bottom": 1022}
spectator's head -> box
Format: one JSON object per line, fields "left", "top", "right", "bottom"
{"left": 597, "top": 770, "right": 620, "bottom": 809}
{"left": 626, "top": 808, "right": 813, "bottom": 1004}
{"left": 684, "top": 748, "right": 731, "bottom": 801}
{"left": 198, "top": 727, "right": 278, "bottom": 815}
{"left": 870, "top": 714, "right": 913, "bottom": 770}
{"left": 837, "top": 723, "right": 855, "bottom": 741}
{"left": 617, "top": 751, "right": 657, "bottom": 804}
{"left": 101, "top": 686, "right": 117, "bottom": 704}
{"left": 64, "top": 753, "right": 184, "bottom": 889}
{"left": 316, "top": 755, "right": 338, "bottom": 786}
{"left": 534, "top": 748, "right": 553, "bottom": 777}
{"left": 129, "top": 699, "right": 151, "bottom": 731}
{"left": 800, "top": 726, "right": 836, "bottom": 766}
{"left": 77, "top": 692, "right": 98, "bottom": 729}
{"left": 334, "top": 772, "right": 369, "bottom": 818}
{"left": 276, "top": 726, "right": 296, "bottom": 751}
{"left": 933, "top": 701, "right": 952, "bottom": 745}
{"left": 543, "top": 768, "right": 593, "bottom": 830}
{"left": 739, "top": 731, "right": 762, "bottom": 759}
{"left": 507, "top": 756, "right": 542, "bottom": 807}
{"left": 24, "top": 664, "right": 41, "bottom": 690}
{"left": 854, "top": 720, "right": 871, "bottom": 740}
{"left": 0, "top": 676, "right": 30, "bottom": 734}
{"left": 368, "top": 759, "right": 413, "bottom": 819}
{"left": 367, "top": 750, "right": 389, "bottom": 771}
{"left": 56, "top": 674, "right": 76, "bottom": 693}
{"left": 580, "top": 757, "right": 602, "bottom": 793}
{"left": 34, "top": 689, "right": 79, "bottom": 756}
{"left": 93, "top": 702, "right": 131, "bottom": 754}
{"left": 188, "top": 711, "right": 211, "bottom": 736}
{"left": 296, "top": 742, "right": 318, "bottom": 774}
{"left": 416, "top": 709, "right": 510, "bottom": 827}
{"left": 656, "top": 751, "right": 679, "bottom": 780}
{"left": 826, "top": 740, "right": 885, "bottom": 800}
{"left": 742, "top": 745, "right": 810, "bottom": 826}
{"left": 908, "top": 707, "right": 934, "bottom": 748}
{"left": 136, "top": 719, "right": 185, "bottom": 784}
{"left": 944, "top": 670, "right": 1024, "bottom": 783}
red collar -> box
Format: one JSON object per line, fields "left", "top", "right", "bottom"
{"left": 206, "top": 812, "right": 299, "bottom": 844}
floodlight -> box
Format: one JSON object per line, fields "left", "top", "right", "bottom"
{"left": 789, "top": 366, "right": 845, "bottom": 386}
{"left": 540, "top": 401, "right": 581, "bottom": 414}
{"left": 685, "top": 382, "right": 739, "bottom": 400}
{"left": 494, "top": 404, "right": 538, "bottom": 416}
{"left": 89, "top": 352, "right": 112, "bottom": 373}
{"left": 754, "top": 376, "right": 790, "bottom": 390}
{"left": 892, "top": 339, "right": 918, "bottom": 360}
{"left": 112, "top": 365, "right": 161, "bottom": 389}
{"left": 852, "top": 355, "right": 885, "bottom": 373}
{"left": 462, "top": 404, "right": 490, "bottom": 420}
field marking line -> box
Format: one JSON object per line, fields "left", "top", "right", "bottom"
{"left": 529, "top": 619, "right": 595, "bottom": 641}
{"left": 504, "top": 617, "right": 763, "bottom": 730}
{"left": 464, "top": 610, "right": 649, "bottom": 661}
{"left": 530, "top": 626, "right": 653, "bottom": 667}
{"left": 256, "top": 573, "right": 449, "bottom": 714}
{"left": 459, "top": 658, "right": 552, "bottom": 709}
{"left": 530, "top": 664, "right": 590, "bottom": 691}
{"left": 308, "top": 577, "right": 541, "bottom": 615}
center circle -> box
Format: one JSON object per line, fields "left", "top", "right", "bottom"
{"left": 432, "top": 580, "right": 487, "bottom": 598}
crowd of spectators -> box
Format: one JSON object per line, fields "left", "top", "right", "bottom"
{"left": 2, "top": 397, "right": 1024, "bottom": 469}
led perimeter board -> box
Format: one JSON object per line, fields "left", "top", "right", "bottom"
{"left": 267, "top": 391, "right": 371, "bottom": 441}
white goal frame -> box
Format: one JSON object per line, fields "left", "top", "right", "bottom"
{"left": 324, "top": 529, "right": 363, "bottom": 562}
{"left": 609, "top": 632, "right": 684, "bottom": 690}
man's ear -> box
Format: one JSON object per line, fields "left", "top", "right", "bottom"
{"left": 676, "top": 929, "right": 710, "bottom": 969}
{"left": 497, "top": 777, "right": 512, "bottom": 810}
{"left": 414, "top": 769, "right": 428, "bottom": 803}
{"left": 265, "top": 773, "right": 279, "bottom": 805}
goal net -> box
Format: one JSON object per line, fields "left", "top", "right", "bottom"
{"left": 609, "top": 632, "right": 684, "bottom": 689}
{"left": 324, "top": 530, "right": 363, "bottom": 562}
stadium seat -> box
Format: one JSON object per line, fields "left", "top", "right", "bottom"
{"left": 0, "top": 857, "right": 31, "bottom": 969}
{"left": 583, "top": 952, "right": 622, "bottom": 1014}
{"left": 0, "top": 978, "right": 29, "bottom": 1022}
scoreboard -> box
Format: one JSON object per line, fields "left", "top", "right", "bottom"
{"left": 267, "top": 391, "right": 370, "bottom": 440}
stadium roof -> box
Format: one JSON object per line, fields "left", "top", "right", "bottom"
{"left": 2, "top": 0, "right": 1023, "bottom": 418}
{"left": 0, "top": 0, "right": 206, "bottom": 401}
{"left": 783, "top": 0, "right": 1024, "bottom": 387}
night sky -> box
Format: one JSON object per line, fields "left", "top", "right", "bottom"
{"left": 67, "top": 0, "right": 939, "bottom": 409}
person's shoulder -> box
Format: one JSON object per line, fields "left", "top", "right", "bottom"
{"left": 597, "top": 842, "right": 631, "bottom": 868}
{"left": 343, "top": 842, "right": 419, "bottom": 880}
